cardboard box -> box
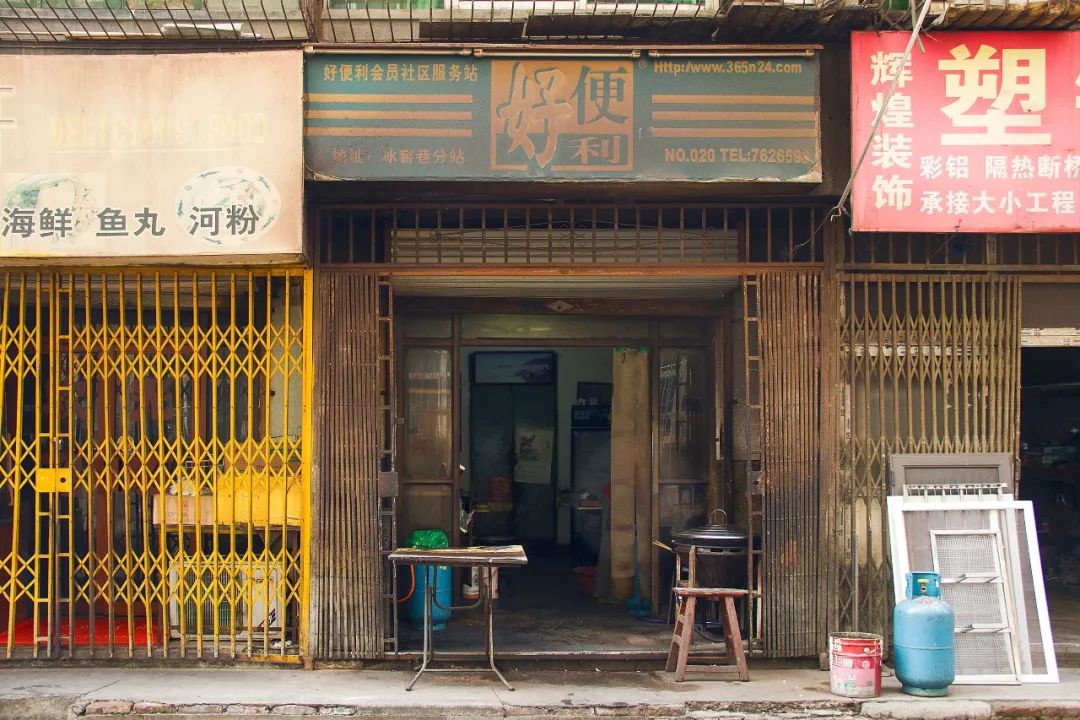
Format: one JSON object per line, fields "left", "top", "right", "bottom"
{"left": 152, "top": 474, "right": 302, "bottom": 527}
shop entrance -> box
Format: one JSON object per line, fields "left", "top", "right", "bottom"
{"left": 310, "top": 202, "right": 833, "bottom": 660}
{"left": 394, "top": 292, "right": 731, "bottom": 656}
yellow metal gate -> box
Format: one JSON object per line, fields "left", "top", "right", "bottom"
{"left": 0, "top": 269, "right": 311, "bottom": 660}
{"left": 834, "top": 274, "right": 1021, "bottom": 639}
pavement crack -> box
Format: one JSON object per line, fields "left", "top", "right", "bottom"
{"left": 80, "top": 680, "right": 120, "bottom": 699}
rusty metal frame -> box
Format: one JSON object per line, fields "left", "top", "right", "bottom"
{"left": 843, "top": 232, "right": 1080, "bottom": 274}
{"left": 740, "top": 275, "right": 764, "bottom": 653}
{"left": 871, "top": 0, "right": 1080, "bottom": 30}
{"left": 310, "top": 0, "right": 1080, "bottom": 44}
{"left": 7, "top": 0, "right": 1077, "bottom": 44}
{"left": 758, "top": 271, "right": 822, "bottom": 658}
{"left": 311, "top": 269, "right": 393, "bottom": 660}
{"left": 316, "top": 0, "right": 743, "bottom": 44}
{"left": 315, "top": 203, "right": 828, "bottom": 268}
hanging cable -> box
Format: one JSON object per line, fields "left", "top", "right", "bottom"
{"left": 397, "top": 565, "right": 416, "bottom": 605}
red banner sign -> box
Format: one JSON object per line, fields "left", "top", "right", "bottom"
{"left": 851, "top": 31, "right": 1080, "bottom": 233}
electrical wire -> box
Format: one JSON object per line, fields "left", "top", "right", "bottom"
{"left": 829, "top": 0, "right": 936, "bottom": 223}
{"left": 782, "top": 0, "right": 937, "bottom": 261}
{"left": 397, "top": 565, "right": 415, "bottom": 605}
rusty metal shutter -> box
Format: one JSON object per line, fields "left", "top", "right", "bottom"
{"left": 312, "top": 270, "right": 394, "bottom": 659}
{"left": 758, "top": 272, "right": 823, "bottom": 658}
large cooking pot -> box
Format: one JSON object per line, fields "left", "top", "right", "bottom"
{"left": 671, "top": 509, "right": 752, "bottom": 588}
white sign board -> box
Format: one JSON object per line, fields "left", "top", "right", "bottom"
{"left": 0, "top": 50, "right": 303, "bottom": 261}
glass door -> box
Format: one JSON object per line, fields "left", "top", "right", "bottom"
{"left": 398, "top": 347, "right": 456, "bottom": 545}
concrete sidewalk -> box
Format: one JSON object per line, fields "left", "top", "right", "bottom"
{"left": 0, "top": 666, "right": 1077, "bottom": 720}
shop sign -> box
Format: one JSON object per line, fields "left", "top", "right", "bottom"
{"left": 851, "top": 31, "right": 1080, "bottom": 233}
{"left": 304, "top": 53, "right": 821, "bottom": 183}
{"left": 0, "top": 51, "right": 303, "bottom": 260}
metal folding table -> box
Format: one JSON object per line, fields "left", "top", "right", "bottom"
{"left": 389, "top": 544, "right": 528, "bottom": 691}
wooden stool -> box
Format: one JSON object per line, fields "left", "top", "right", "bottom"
{"left": 665, "top": 587, "right": 749, "bottom": 682}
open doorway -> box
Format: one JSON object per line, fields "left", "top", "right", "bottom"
{"left": 394, "top": 305, "right": 729, "bottom": 656}
{"left": 1019, "top": 347, "right": 1080, "bottom": 663}
{"left": 456, "top": 345, "right": 658, "bottom": 654}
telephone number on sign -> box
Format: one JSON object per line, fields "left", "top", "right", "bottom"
{"left": 664, "top": 147, "right": 814, "bottom": 164}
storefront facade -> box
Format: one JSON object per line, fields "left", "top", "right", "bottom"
{"left": 2, "top": 5, "right": 1079, "bottom": 666}
{"left": 0, "top": 49, "right": 311, "bottom": 660}
{"left": 838, "top": 30, "right": 1080, "bottom": 650}
{"left": 303, "top": 44, "right": 845, "bottom": 660}
{"left": 305, "top": 32, "right": 1080, "bottom": 663}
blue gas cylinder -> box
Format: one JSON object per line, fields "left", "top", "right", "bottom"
{"left": 407, "top": 564, "right": 452, "bottom": 630}
{"left": 893, "top": 571, "right": 956, "bottom": 697}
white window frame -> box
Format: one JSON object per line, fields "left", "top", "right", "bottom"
{"left": 887, "top": 497, "right": 1059, "bottom": 685}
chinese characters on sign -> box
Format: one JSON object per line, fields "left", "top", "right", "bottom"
{"left": 0, "top": 205, "right": 265, "bottom": 242}
{"left": 492, "top": 60, "right": 632, "bottom": 172}
{"left": 0, "top": 51, "right": 302, "bottom": 258}
{"left": 851, "top": 31, "right": 1080, "bottom": 232}
{"left": 304, "top": 54, "right": 821, "bottom": 182}
{"left": 322, "top": 61, "right": 480, "bottom": 84}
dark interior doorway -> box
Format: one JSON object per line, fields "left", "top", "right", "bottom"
{"left": 1019, "top": 347, "right": 1080, "bottom": 662}
{"left": 393, "top": 304, "right": 726, "bottom": 656}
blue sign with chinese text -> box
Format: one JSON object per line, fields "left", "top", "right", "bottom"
{"left": 304, "top": 54, "right": 821, "bottom": 183}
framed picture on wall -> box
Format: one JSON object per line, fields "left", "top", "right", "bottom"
{"left": 471, "top": 351, "right": 556, "bottom": 385}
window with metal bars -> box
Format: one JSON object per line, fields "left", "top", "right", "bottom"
{"left": 315, "top": 204, "right": 828, "bottom": 266}
{"left": 845, "top": 232, "right": 1080, "bottom": 271}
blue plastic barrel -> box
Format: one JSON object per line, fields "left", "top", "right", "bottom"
{"left": 894, "top": 571, "right": 956, "bottom": 697}
{"left": 407, "top": 564, "right": 452, "bottom": 630}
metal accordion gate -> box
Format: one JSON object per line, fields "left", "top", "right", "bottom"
{"left": 0, "top": 269, "right": 311, "bottom": 660}
{"left": 833, "top": 273, "right": 1022, "bottom": 640}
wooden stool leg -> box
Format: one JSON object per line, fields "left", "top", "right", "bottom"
{"left": 665, "top": 596, "right": 684, "bottom": 673}
{"left": 674, "top": 596, "right": 696, "bottom": 682}
{"left": 720, "top": 596, "right": 749, "bottom": 681}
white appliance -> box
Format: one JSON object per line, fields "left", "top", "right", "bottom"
{"left": 167, "top": 559, "right": 283, "bottom": 639}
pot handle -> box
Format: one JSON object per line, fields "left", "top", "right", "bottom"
{"left": 710, "top": 508, "right": 728, "bottom": 525}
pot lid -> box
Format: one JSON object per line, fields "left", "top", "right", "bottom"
{"left": 671, "top": 509, "right": 749, "bottom": 547}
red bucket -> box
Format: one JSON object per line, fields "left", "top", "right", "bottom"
{"left": 829, "top": 632, "right": 883, "bottom": 698}
{"left": 573, "top": 566, "right": 596, "bottom": 597}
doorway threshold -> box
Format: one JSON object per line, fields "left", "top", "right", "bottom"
{"left": 390, "top": 646, "right": 754, "bottom": 662}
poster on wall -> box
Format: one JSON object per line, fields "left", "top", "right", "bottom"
{"left": 472, "top": 351, "right": 556, "bottom": 385}
{"left": 514, "top": 427, "right": 554, "bottom": 485}
{"left": 851, "top": 31, "right": 1080, "bottom": 233}
{"left": 0, "top": 51, "right": 303, "bottom": 260}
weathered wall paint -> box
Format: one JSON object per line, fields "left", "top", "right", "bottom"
{"left": 305, "top": 53, "right": 821, "bottom": 183}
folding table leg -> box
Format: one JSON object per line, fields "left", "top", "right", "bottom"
{"left": 665, "top": 596, "right": 684, "bottom": 673}
{"left": 406, "top": 575, "right": 433, "bottom": 691}
{"left": 484, "top": 567, "right": 514, "bottom": 691}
